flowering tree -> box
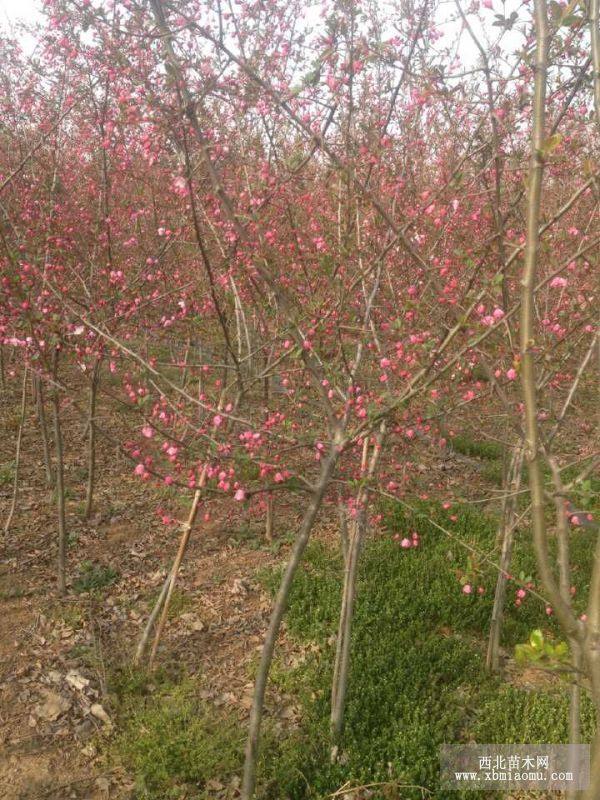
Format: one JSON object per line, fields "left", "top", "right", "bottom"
{"left": 0, "top": 0, "right": 598, "bottom": 796}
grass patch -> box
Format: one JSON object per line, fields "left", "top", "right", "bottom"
{"left": 113, "top": 678, "right": 244, "bottom": 800}
{"left": 73, "top": 561, "right": 119, "bottom": 594}
{"left": 473, "top": 686, "right": 595, "bottom": 743}
{"left": 0, "top": 461, "right": 14, "bottom": 486}
{"left": 255, "top": 498, "right": 594, "bottom": 798}
{"left": 147, "top": 586, "right": 194, "bottom": 618}
{"left": 108, "top": 496, "right": 598, "bottom": 799}
{"left": 449, "top": 433, "right": 503, "bottom": 461}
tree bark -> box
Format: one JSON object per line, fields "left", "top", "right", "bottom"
{"left": 84, "top": 359, "right": 101, "bottom": 519}
{"left": 4, "top": 368, "right": 28, "bottom": 536}
{"left": 51, "top": 349, "right": 67, "bottom": 595}
{"left": 265, "top": 493, "right": 274, "bottom": 543}
{"left": 519, "top": 0, "right": 579, "bottom": 641}
{"left": 35, "top": 375, "right": 54, "bottom": 487}
{"left": 241, "top": 444, "right": 340, "bottom": 800}
{"left": 486, "top": 445, "right": 523, "bottom": 671}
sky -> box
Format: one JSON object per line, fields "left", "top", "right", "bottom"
{"left": 0, "top": 0, "right": 526, "bottom": 69}
{"left": 1, "top": 0, "right": 42, "bottom": 28}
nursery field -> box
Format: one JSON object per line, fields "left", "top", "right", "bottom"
{"left": 1, "top": 0, "right": 599, "bottom": 797}
{"left": 1, "top": 385, "right": 598, "bottom": 799}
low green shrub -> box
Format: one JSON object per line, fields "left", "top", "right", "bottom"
{"left": 473, "top": 686, "right": 595, "bottom": 744}
{"left": 73, "top": 561, "right": 119, "bottom": 593}
{"left": 114, "top": 681, "right": 243, "bottom": 799}
{"left": 0, "top": 461, "right": 14, "bottom": 486}
{"left": 257, "top": 498, "right": 594, "bottom": 798}
{"left": 109, "top": 496, "right": 597, "bottom": 800}
{"left": 449, "top": 434, "right": 503, "bottom": 461}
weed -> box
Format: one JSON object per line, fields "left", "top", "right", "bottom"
{"left": 255, "top": 498, "right": 593, "bottom": 798}
{"left": 105, "top": 496, "right": 597, "bottom": 799}
{"left": 73, "top": 561, "right": 119, "bottom": 594}
{"left": 146, "top": 586, "right": 192, "bottom": 618}
{"left": 0, "top": 461, "right": 14, "bottom": 486}
{"left": 450, "top": 434, "right": 503, "bottom": 461}
{"left": 230, "top": 522, "right": 263, "bottom": 549}
{"left": 473, "top": 686, "right": 596, "bottom": 743}
{"left": 113, "top": 680, "right": 244, "bottom": 800}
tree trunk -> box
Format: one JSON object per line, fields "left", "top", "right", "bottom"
{"left": 4, "top": 367, "right": 28, "bottom": 536}
{"left": 329, "top": 426, "right": 385, "bottom": 752}
{"left": 337, "top": 496, "right": 349, "bottom": 564}
{"left": 84, "top": 360, "right": 101, "bottom": 519}
{"left": 134, "top": 568, "right": 171, "bottom": 665}
{"left": 265, "top": 493, "right": 274, "bottom": 543}
{"left": 486, "top": 445, "right": 523, "bottom": 671}
{"left": 51, "top": 350, "right": 67, "bottom": 595}
{"left": 330, "top": 507, "right": 365, "bottom": 753}
{"left": 35, "top": 376, "right": 54, "bottom": 487}
{"left": 0, "top": 347, "right": 5, "bottom": 392}
{"left": 148, "top": 486, "right": 203, "bottom": 668}
{"left": 241, "top": 445, "right": 339, "bottom": 800}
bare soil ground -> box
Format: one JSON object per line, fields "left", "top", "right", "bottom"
{"left": 0, "top": 385, "right": 306, "bottom": 799}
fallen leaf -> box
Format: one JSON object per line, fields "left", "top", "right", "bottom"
{"left": 90, "top": 703, "right": 111, "bottom": 724}
{"left": 36, "top": 689, "right": 71, "bottom": 721}
{"left": 66, "top": 669, "right": 90, "bottom": 692}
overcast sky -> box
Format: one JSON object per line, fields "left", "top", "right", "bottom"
{"left": 2, "top": 0, "right": 42, "bottom": 28}
{"left": 0, "top": 0, "right": 526, "bottom": 69}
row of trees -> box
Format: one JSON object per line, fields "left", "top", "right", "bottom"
{"left": 0, "top": 0, "right": 598, "bottom": 795}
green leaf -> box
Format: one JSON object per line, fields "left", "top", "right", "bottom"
{"left": 541, "top": 133, "right": 562, "bottom": 157}
{"left": 515, "top": 644, "right": 528, "bottom": 664}
{"left": 561, "top": 14, "right": 583, "bottom": 26}
{"left": 554, "top": 641, "right": 569, "bottom": 658}
{"left": 530, "top": 629, "right": 544, "bottom": 650}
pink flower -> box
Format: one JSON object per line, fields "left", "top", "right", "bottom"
{"left": 400, "top": 537, "right": 412, "bottom": 548}
{"left": 516, "top": 588, "right": 527, "bottom": 599}
{"left": 234, "top": 488, "right": 246, "bottom": 501}
{"left": 172, "top": 176, "right": 188, "bottom": 195}
{"left": 164, "top": 475, "right": 174, "bottom": 485}
{"left": 134, "top": 463, "right": 145, "bottom": 476}
{"left": 545, "top": 605, "right": 553, "bottom": 616}
{"left": 142, "top": 425, "right": 154, "bottom": 438}
{"left": 462, "top": 583, "right": 472, "bottom": 595}
{"left": 482, "top": 0, "right": 493, "bottom": 8}
{"left": 550, "top": 276, "right": 567, "bottom": 288}
{"left": 506, "top": 368, "right": 517, "bottom": 381}
{"left": 213, "top": 414, "right": 223, "bottom": 428}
